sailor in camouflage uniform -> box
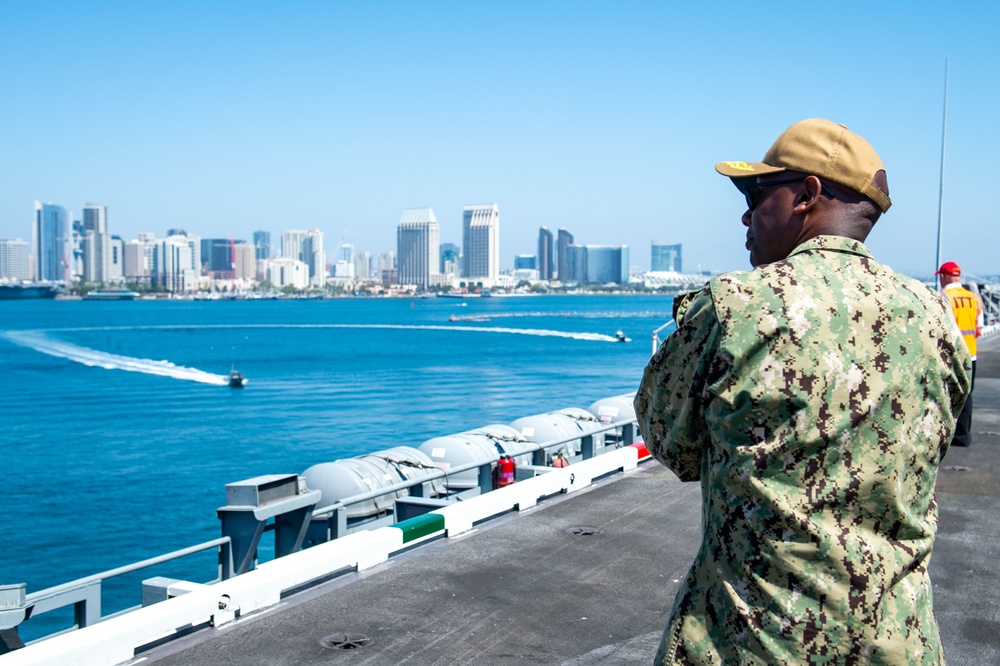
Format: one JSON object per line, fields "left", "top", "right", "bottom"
{"left": 635, "top": 119, "right": 971, "bottom": 665}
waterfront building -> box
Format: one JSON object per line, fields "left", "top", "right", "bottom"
{"left": 303, "top": 229, "right": 326, "bottom": 287}
{"left": 233, "top": 243, "right": 256, "bottom": 280}
{"left": 462, "top": 203, "right": 500, "bottom": 284}
{"left": 397, "top": 208, "right": 440, "bottom": 290}
{"left": 514, "top": 254, "right": 536, "bottom": 270}
{"left": 440, "top": 242, "right": 460, "bottom": 276}
{"left": 82, "top": 231, "right": 109, "bottom": 283}
{"left": 253, "top": 231, "right": 271, "bottom": 260}
{"left": 557, "top": 228, "right": 574, "bottom": 282}
{"left": 578, "top": 245, "right": 629, "bottom": 285}
{"left": 538, "top": 227, "right": 554, "bottom": 280}
{"left": 266, "top": 257, "right": 309, "bottom": 290}
{"left": 355, "top": 251, "right": 373, "bottom": 281}
{"left": 152, "top": 235, "right": 198, "bottom": 292}
{"left": 339, "top": 243, "right": 354, "bottom": 264}
{"left": 281, "top": 229, "right": 308, "bottom": 261}
{"left": 651, "top": 242, "right": 682, "bottom": 273}
{"left": 82, "top": 203, "right": 107, "bottom": 234}
{"left": 0, "top": 239, "right": 30, "bottom": 281}
{"left": 124, "top": 239, "right": 152, "bottom": 285}
{"left": 378, "top": 251, "right": 396, "bottom": 284}
{"left": 33, "top": 201, "right": 69, "bottom": 282}
{"left": 201, "top": 238, "right": 244, "bottom": 277}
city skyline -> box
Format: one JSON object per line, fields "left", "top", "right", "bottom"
{"left": 2, "top": 3, "right": 998, "bottom": 277}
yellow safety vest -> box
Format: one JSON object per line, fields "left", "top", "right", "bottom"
{"left": 945, "top": 285, "right": 982, "bottom": 357}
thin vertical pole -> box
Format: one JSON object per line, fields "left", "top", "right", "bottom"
{"left": 934, "top": 58, "right": 949, "bottom": 281}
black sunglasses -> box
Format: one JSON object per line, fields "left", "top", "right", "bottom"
{"left": 742, "top": 177, "right": 836, "bottom": 211}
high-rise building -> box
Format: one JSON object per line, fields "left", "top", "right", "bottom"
{"left": 152, "top": 235, "right": 198, "bottom": 292}
{"left": 281, "top": 229, "right": 308, "bottom": 261}
{"left": 355, "top": 251, "right": 373, "bottom": 281}
{"left": 0, "top": 239, "right": 30, "bottom": 281}
{"left": 253, "top": 231, "right": 271, "bottom": 260}
{"left": 339, "top": 243, "right": 354, "bottom": 264}
{"left": 82, "top": 230, "right": 110, "bottom": 283}
{"left": 537, "top": 227, "right": 554, "bottom": 280}
{"left": 201, "top": 238, "right": 242, "bottom": 275}
{"left": 233, "top": 243, "right": 256, "bottom": 280}
{"left": 514, "top": 254, "right": 536, "bottom": 270}
{"left": 303, "top": 228, "right": 326, "bottom": 287}
{"left": 378, "top": 251, "right": 396, "bottom": 284}
{"left": 33, "top": 201, "right": 69, "bottom": 282}
{"left": 124, "top": 239, "right": 153, "bottom": 285}
{"left": 440, "top": 242, "right": 460, "bottom": 276}
{"left": 651, "top": 242, "right": 682, "bottom": 273}
{"left": 577, "top": 245, "right": 629, "bottom": 285}
{"left": 397, "top": 208, "right": 440, "bottom": 290}
{"left": 557, "top": 228, "right": 574, "bottom": 282}
{"left": 82, "top": 203, "right": 107, "bottom": 234}
{"left": 462, "top": 203, "right": 500, "bottom": 283}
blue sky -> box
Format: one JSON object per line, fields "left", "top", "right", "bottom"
{"left": 2, "top": 1, "right": 997, "bottom": 277}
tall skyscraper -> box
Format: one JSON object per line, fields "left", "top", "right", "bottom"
{"left": 281, "top": 229, "right": 308, "bottom": 260}
{"left": 339, "top": 243, "right": 354, "bottom": 264}
{"left": 201, "top": 238, "right": 241, "bottom": 274}
{"left": 537, "top": 227, "right": 554, "bottom": 280}
{"left": 355, "top": 251, "right": 373, "bottom": 281}
{"left": 378, "top": 251, "right": 396, "bottom": 284}
{"left": 557, "top": 228, "right": 574, "bottom": 282}
{"left": 397, "top": 208, "right": 440, "bottom": 290}
{"left": 578, "top": 245, "right": 629, "bottom": 285}
{"left": 233, "top": 243, "right": 256, "bottom": 280}
{"left": 33, "top": 201, "right": 69, "bottom": 282}
{"left": 303, "top": 228, "right": 325, "bottom": 287}
{"left": 0, "top": 239, "right": 30, "bottom": 281}
{"left": 253, "top": 231, "right": 271, "bottom": 260}
{"left": 82, "top": 203, "right": 107, "bottom": 234}
{"left": 651, "top": 242, "right": 682, "bottom": 272}
{"left": 462, "top": 203, "right": 500, "bottom": 283}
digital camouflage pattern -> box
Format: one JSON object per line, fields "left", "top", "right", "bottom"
{"left": 635, "top": 236, "right": 971, "bottom": 665}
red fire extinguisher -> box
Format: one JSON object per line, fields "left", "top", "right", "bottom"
{"left": 494, "top": 454, "right": 516, "bottom": 489}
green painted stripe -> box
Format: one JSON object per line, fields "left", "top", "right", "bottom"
{"left": 393, "top": 513, "right": 446, "bottom": 543}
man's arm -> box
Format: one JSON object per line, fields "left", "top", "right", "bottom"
{"left": 634, "top": 288, "right": 724, "bottom": 482}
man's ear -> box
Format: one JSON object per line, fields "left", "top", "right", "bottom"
{"left": 792, "top": 176, "right": 824, "bottom": 214}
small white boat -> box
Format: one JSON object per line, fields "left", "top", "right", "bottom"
{"left": 614, "top": 330, "right": 630, "bottom": 343}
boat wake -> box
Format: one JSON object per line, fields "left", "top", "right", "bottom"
{"left": 46, "top": 323, "right": 625, "bottom": 342}
{"left": 2, "top": 331, "right": 229, "bottom": 385}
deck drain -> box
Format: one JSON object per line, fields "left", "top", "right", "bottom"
{"left": 567, "top": 526, "right": 603, "bottom": 536}
{"left": 319, "top": 633, "right": 373, "bottom": 650}
{"left": 942, "top": 465, "right": 971, "bottom": 472}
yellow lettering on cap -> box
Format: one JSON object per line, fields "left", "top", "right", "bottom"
{"left": 724, "top": 161, "right": 755, "bottom": 172}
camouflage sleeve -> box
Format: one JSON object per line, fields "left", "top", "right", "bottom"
{"left": 635, "top": 287, "right": 723, "bottom": 481}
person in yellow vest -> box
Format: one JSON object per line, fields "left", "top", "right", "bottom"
{"left": 938, "top": 260, "right": 983, "bottom": 447}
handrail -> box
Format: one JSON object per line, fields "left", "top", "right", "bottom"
{"left": 651, "top": 320, "right": 673, "bottom": 355}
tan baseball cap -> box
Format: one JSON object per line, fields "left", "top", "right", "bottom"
{"left": 715, "top": 118, "right": 891, "bottom": 212}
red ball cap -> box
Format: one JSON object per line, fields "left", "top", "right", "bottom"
{"left": 935, "top": 261, "right": 961, "bottom": 276}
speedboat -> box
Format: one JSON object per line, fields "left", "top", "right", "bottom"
{"left": 228, "top": 371, "right": 247, "bottom": 388}
{"left": 614, "top": 330, "right": 630, "bottom": 343}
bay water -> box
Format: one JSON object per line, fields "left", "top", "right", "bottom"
{"left": 1, "top": 294, "right": 673, "bottom": 637}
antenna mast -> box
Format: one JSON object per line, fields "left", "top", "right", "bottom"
{"left": 934, "top": 58, "right": 949, "bottom": 280}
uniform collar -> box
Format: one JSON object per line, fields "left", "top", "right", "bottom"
{"left": 786, "top": 235, "right": 874, "bottom": 260}
{"left": 942, "top": 282, "right": 964, "bottom": 291}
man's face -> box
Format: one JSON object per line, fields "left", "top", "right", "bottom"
{"left": 739, "top": 174, "right": 806, "bottom": 268}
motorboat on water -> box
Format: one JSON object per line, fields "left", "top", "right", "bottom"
{"left": 614, "top": 330, "right": 631, "bottom": 343}
{"left": 228, "top": 371, "right": 247, "bottom": 388}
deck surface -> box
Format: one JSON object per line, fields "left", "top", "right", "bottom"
{"left": 145, "top": 336, "right": 1000, "bottom": 665}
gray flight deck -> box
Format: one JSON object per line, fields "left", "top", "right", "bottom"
{"left": 144, "top": 337, "right": 1000, "bottom": 666}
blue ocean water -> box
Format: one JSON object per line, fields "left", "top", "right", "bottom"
{"left": 1, "top": 294, "right": 672, "bottom": 636}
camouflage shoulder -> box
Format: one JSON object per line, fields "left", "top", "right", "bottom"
{"left": 672, "top": 284, "right": 711, "bottom": 324}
